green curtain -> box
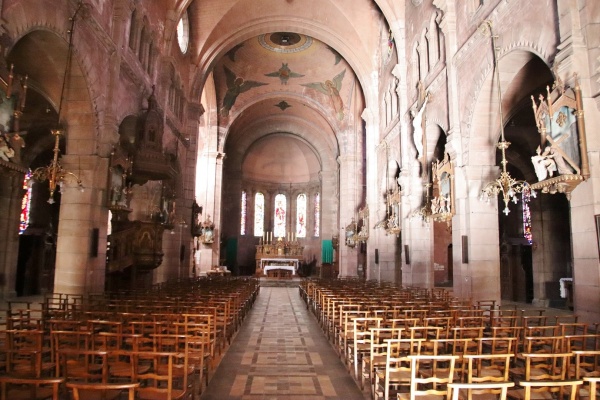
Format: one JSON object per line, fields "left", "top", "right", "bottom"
{"left": 226, "top": 238, "right": 237, "bottom": 266}
{"left": 322, "top": 240, "right": 333, "bottom": 263}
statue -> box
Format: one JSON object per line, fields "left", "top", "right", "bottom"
{"left": 0, "top": 135, "right": 15, "bottom": 161}
{"left": 410, "top": 81, "right": 430, "bottom": 161}
{"left": 531, "top": 145, "right": 557, "bottom": 181}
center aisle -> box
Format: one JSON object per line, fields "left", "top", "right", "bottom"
{"left": 201, "top": 286, "right": 368, "bottom": 399}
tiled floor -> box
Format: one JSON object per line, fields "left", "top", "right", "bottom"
{"left": 201, "top": 286, "right": 368, "bottom": 400}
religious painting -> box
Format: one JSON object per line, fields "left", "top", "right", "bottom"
{"left": 530, "top": 72, "right": 589, "bottom": 198}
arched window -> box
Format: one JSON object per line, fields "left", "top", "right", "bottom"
{"left": 177, "top": 9, "right": 190, "bottom": 54}
{"left": 254, "top": 192, "right": 264, "bottom": 237}
{"left": 274, "top": 194, "right": 286, "bottom": 239}
{"left": 240, "top": 190, "right": 247, "bottom": 235}
{"left": 296, "top": 193, "right": 307, "bottom": 238}
{"left": 20, "top": 170, "right": 31, "bottom": 234}
{"left": 128, "top": 10, "right": 138, "bottom": 51}
{"left": 314, "top": 193, "right": 320, "bottom": 237}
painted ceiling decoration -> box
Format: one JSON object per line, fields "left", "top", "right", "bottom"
{"left": 214, "top": 31, "right": 354, "bottom": 124}
{"left": 258, "top": 32, "right": 313, "bottom": 53}
{"left": 265, "top": 63, "right": 305, "bottom": 85}
{"left": 220, "top": 66, "right": 268, "bottom": 117}
{"left": 301, "top": 69, "right": 346, "bottom": 120}
{"left": 275, "top": 101, "right": 291, "bottom": 111}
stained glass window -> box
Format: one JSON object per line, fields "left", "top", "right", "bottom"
{"left": 20, "top": 170, "right": 32, "bottom": 234}
{"left": 274, "top": 194, "right": 286, "bottom": 239}
{"left": 314, "top": 192, "right": 320, "bottom": 237}
{"left": 254, "top": 192, "right": 264, "bottom": 237}
{"left": 296, "top": 193, "right": 307, "bottom": 238}
{"left": 522, "top": 187, "right": 533, "bottom": 245}
{"left": 240, "top": 191, "right": 247, "bottom": 235}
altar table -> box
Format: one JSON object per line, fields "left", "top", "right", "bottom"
{"left": 259, "top": 258, "right": 299, "bottom": 275}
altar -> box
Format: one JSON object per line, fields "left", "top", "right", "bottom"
{"left": 255, "top": 235, "right": 304, "bottom": 277}
{"left": 261, "top": 258, "right": 300, "bottom": 275}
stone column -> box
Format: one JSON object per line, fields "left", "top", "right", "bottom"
{"left": 451, "top": 164, "right": 501, "bottom": 302}
{"left": 213, "top": 152, "right": 225, "bottom": 265}
{"left": 53, "top": 153, "right": 108, "bottom": 295}
{"left": 337, "top": 153, "right": 358, "bottom": 277}
{"left": 554, "top": 0, "right": 600, "bottom": 324}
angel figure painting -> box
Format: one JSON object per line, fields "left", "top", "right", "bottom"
{"left": 220, "top": 65, "right": 268, "bottom": 117}
{"left": 301, "top": 69, "right": 346, "bottom": 120}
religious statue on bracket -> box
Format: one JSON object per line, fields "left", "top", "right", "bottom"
{"left": 356, "top": 206, "right": 370, "bottom": 243}
{"left": 108, "top": 145, "right": 133, "bottom": 211}
{"left": 530, "top": 67, "right": 589, "bottom": 199}
{"left": 191, "top": 201, "right": 203, "bottom": 237}
{"left": 411, "top": 80, "right": 431, "bottom": 175}
{"left": 430, "top": 152, "right": 454, "bottom": 223}
{"left": 201, "top": 215, "right": 215, "bottom": 245}
{"left": 345, "top": 218, "right": 357, "bottom": 248}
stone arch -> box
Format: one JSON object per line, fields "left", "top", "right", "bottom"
{"left": 428, "top": 13, "right": 440, "bottom": 67}
{"left": 190, "top": 15, "right": 376, "bottom": 110}
{"left": 466, "top": 48, "right": 549, "bottom": 168}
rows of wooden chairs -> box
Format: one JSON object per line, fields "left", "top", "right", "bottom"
{"left": 300, "top": 278, "right": 600, "bottom": 400}
{"left": 0, "top": 276, "right": 260, "bottom": 400}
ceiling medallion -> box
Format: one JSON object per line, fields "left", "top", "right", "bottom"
{"left": 259, "top": 32, "right": 312, "bottom": 53}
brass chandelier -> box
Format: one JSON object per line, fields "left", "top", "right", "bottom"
{"left": 30, "top": 3, "right": 84, "bottom": 203}
{"left": 31, "top": 129, "right": 83, "bottom": 204}
{"left": 479, "top": 20, "right": 535, "bottom": 215}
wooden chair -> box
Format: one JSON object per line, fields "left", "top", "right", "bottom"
{"left": 4, "top": 330, "right": 54, "bottom": 378}
{"left": 509, "top": 352, "right": 571, "bottom": 383}
{"left": 361, "top": 327, "right": 403, "bottom": 394}
{"left": 66, "top": 381, "right": 139, "bottom": 400}
{"left": 564, "top": 334, "right": 600, "bottom": 352}
{"left": 151, "top": 334, "right": 197, "bottom": 396}
{"left": 463, "top": 353, "right": 513, "bottom": 384}
{"left": 133, "top": 351, "right": 193, "bottom": 400}
{"left": 424, "top": 317, "right": 453, "bottom": 339}
{"left": 477, "top": 337, "right": 517, "bottom": 357}
{"left": 337, "top": 309, "right": 369, "bottom": 360}
{"left": 508, "top": 379, "right": 582, "bottom": 400}
{"left": 584, "top": 377, "right": 600, "bottom": 400}
{"left": 448, "top": 381, "right": 515, "bottom": 400}
{"left": 397, "top": 354, "right": 458, "bottom": 400}
{"left": 375, "top": 338, "right": 424, "bottom": 400}
{"left": 431, "top": 338, "right": 478, "bottom": 382}
{"left": 57, "top": 349, "right": 110, "bottom": 383}
{"left": 572, "top": 350, "right": 600, "bottom": 378}
{"left": 348, "top": 317, "right": 382, "bottom": 379}
{"left": 0, "top": 376, "right": 64, "bottom": 400}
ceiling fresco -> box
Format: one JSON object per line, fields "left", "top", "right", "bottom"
{"left": 213, "top": 32, "right": 357, "bottom": 129}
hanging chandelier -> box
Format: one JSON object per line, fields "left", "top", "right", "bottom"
{"left": 29, "top": 3, "right": 84, "bottom": 204}
{"left": 374, "top": 141, "right": 402, "bottom": 235}
{"left": 478, "top": 20, "right": 535, "bottom": 215}
{"left": 30, "top": 129, "right": 83, "bottom": 204}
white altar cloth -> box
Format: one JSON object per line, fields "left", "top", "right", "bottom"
{"left": 264, "top": 265, "right": 296, "bottom": 275}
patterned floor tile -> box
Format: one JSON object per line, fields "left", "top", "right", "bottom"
{"left": 200, "top": 286, "right": 368, "bottom": 400}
